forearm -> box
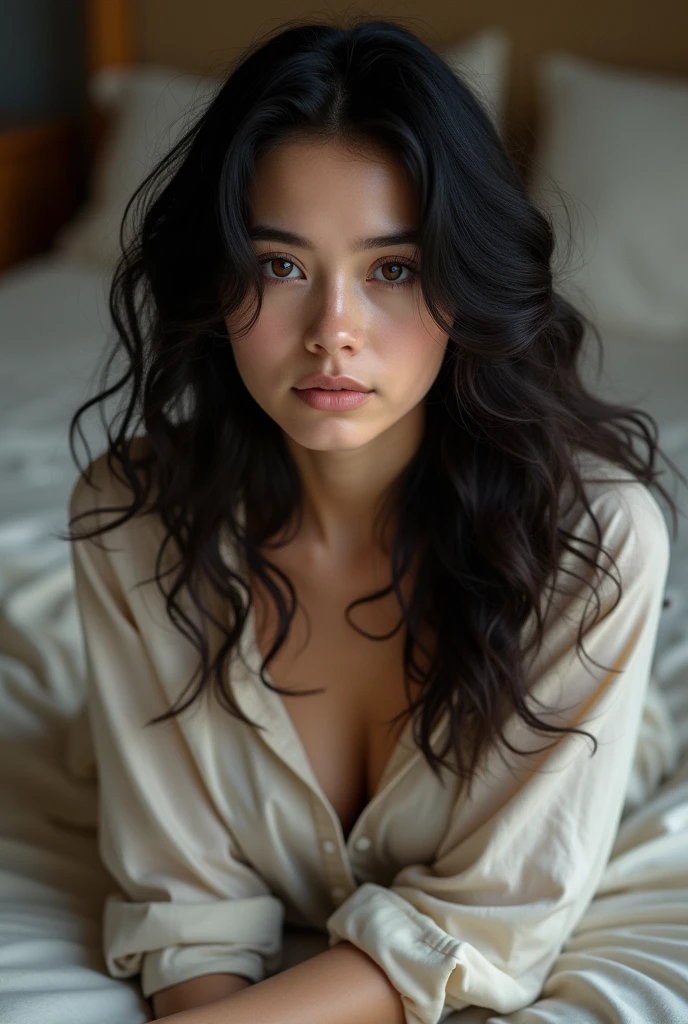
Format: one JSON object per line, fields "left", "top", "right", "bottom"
{"left": 151, "top": 972, "right": 252, "bottom": 1019}
{"left": 152, "top": 941, "right": 406, "bottom": 1024}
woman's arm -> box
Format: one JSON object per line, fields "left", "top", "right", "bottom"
{"left": 68, "top": 462, "right": 284, "bottom": 1001}
{"left": 151, "top": 972, "right": 252, "bottom": 1018}
{"left": 149, "top": 942, "right": 405, "bottom": 1024}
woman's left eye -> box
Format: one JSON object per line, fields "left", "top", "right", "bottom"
{"left": 370, "top": 260, "right": 418, "bottom": 288}
{"left": 257, "top": 255, "right": 418, "bottom": 290}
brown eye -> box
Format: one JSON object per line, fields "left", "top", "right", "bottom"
{"left": 269, "top": 258, "right": 294, "bottom": 278}
{"left": 371, "top": 260, "right": 417, "bottom": 289}
{"left": 258, "top": 255, "right": 303, "bottom": 282}
{"left": 379, "top": 262, "right": 404, "bottom": 282}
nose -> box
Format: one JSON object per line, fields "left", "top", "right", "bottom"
{"left": 303, "top": 274, "right": 365, "bottom": 356}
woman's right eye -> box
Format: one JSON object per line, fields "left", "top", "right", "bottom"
{"left": 258, "top": 255, "right": 302, "bottom": 282}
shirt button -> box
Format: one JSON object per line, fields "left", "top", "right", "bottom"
{"left": 354, "top": 836, "right": 372, "bottom": 851}
{"left": 331, "top": 886, "right": 346, "bottom": 901}
{"left": 321, "top": 839, "right": 336, "bottom": 854}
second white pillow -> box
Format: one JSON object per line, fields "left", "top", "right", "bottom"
{"left": 529, "top": 52, "right": 688, "bottom": 345}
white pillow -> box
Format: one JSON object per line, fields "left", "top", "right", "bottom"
{"left": 54, "top": 67, "right": 220, "bottom": 269}
{"left": 55, "top": 29, "right": 510, "bottom": 271}
{"left": 528, "top": 52, "right": 688, "bottom": 344}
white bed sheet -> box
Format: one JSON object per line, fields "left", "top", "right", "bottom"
{"left": 0, "top": 253, "right": 687, "bottom": 1023}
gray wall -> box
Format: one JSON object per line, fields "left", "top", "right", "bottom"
{"left": 0, "top": 0, "right": 87, "bottom": 120}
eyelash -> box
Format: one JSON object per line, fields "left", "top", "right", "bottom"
{"left": 257, "top": 253, "right": 419, "bottom": 290}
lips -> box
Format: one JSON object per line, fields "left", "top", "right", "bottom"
{"left": 294, "top": 373, "right": 372, "bottom": 392}
{"left": 293, "top": 386, "right": 373, "bottom": 409}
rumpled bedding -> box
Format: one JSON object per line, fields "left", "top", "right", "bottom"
{"left": 0, "top": 255, "right": 687, "bottom": 1023}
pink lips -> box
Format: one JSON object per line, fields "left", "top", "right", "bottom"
{"left": 294, "top": 373, "right": 371, "bottom": 392}
{"left": 292, "top": 387, "right": 374, "bottom": 411}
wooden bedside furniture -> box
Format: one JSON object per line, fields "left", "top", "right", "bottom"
{"left": 0, "top": 110, "right": 80, "bottom": 273}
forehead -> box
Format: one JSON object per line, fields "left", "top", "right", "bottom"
{"left": 247, "top": 138, "right": 419, "bottom": 231}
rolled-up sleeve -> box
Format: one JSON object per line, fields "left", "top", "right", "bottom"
{"left": 69, "top": 470, "right": 285, "bottom": 999}
{"left": 326, "top": 482, "right": 671, "bottom": 1024}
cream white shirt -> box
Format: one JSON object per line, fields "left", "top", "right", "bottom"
{"left": 68, "top": 449, "right": 671, "bottom": 1024}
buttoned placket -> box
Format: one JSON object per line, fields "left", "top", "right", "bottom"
{"left": 221, "top": 525, "right": 447, "bottom": 908}
{"left": 238, "top": 675, "right": 452, "bottom": 914}
{"left": 304, "top": 735, "right": 423, "bottom": 905}
{"left": 231, "top": 622, "right": 433, "bottom": 903}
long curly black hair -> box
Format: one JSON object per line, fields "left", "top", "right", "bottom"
{"left": 64, "top": 15, "right": 686, "bottom": 799}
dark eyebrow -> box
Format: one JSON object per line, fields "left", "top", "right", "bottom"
{"left": 247, "top": 224, "right": 420, "bottom": 252}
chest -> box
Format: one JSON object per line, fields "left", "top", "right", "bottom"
{"left": 248, "top": 552, "right": 430, "bottom": 842}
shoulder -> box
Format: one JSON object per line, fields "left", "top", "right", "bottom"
{"left": 67, "top": 435, "right": 166, "bottom": 589}
{"left": 68, "top": 434, "right": 156, "bottom": 524}
{"left": 525, "top": 450, "right": 673, "bottom": 658}
{"left": 519, "top": 454, "right": 673, "bottom": 710}
{"left": 564, "top": 450, "right": 671, "bottom": 581}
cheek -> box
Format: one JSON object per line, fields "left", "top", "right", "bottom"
{"left": 227, "top": 315, "right": 289, "bottom": 382}
{"left": 385, "top": 326, "right": 447, "bottom": 380}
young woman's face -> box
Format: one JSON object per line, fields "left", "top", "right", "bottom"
{"left": 225, "top": 137, "right": 449, "bottom": 453}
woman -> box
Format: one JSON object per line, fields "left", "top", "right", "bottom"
{"left": 65, "top": 15, "right": 684, "bottom": 1024}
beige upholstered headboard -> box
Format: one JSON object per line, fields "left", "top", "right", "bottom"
{"left": 87, "top": 0, "right": 688, "bottom": 179}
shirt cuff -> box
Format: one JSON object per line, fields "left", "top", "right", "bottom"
{"left": 326, "top": 882, "right": 460, "bottom": 1024}
{"left": 103, "top": 891, "right": 285, "bottom": 998}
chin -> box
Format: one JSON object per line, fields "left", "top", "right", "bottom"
{"left": 285, "top": 423, "right": 377, "bottom": 451}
